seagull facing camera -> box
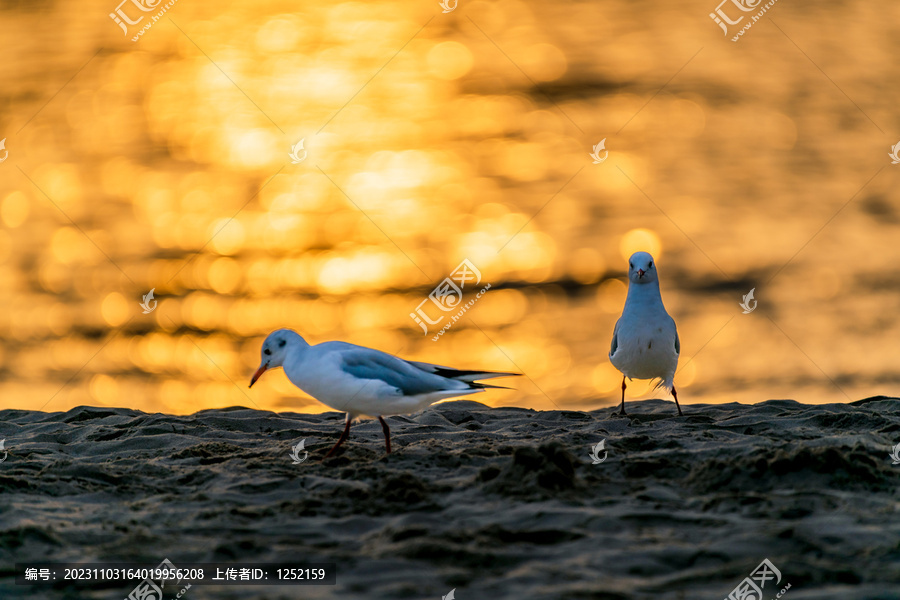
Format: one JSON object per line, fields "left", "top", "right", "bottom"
{"left": 609, "top": 252, "right": 683, "bottom": 416}
{"left": 627, "top": 251, "right": 658, "bottom": 284}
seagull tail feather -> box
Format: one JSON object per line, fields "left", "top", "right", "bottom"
{"left": 651, "top": 376, "right": 675, "bottom": 393}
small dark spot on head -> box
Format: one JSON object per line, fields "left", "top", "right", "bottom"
{"left": 278, "top": 339, "right": 286, "bottom": 348}
{"left": 647, "top": 341, "right": 652, "bottom": 349}
{"left": 657, "top": 327, "right": 663, "bottom": 333}
{"left": 264, "top": 349, "right": 272, "bottom": 356}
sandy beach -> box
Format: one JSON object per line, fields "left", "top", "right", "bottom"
{"left": 2, "top": 398, "right": 898, "bottom": 599}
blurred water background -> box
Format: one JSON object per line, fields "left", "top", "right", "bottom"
{"left": 1, "top": 0, "right": 898, "bottom": 414}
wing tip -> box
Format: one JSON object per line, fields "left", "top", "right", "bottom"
{"left": 469, "top": 381, "right": 516, "bottom": 390}
{"left": 430, "top": 366, "right": 522, "bottom": 382}
{"left": 477, "top": 371, "right": 522, "bottom": 379}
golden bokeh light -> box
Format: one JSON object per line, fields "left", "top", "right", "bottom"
{"left": 592, "top": 362, "right": 622, "bottom": 394}
{"left": 101, "top": 293, "right": 130, "bottom": 327}
{"left": 89, "top": 374, "right": 119, "bottom": 405}
{"left": 596, "top": 278, "right": 627, "bottom": 313}
{"left": 569, "top": 248, "right": 605, "bottom": 284}
{"left": 1, "top": 0, "right": 894, "bottom": 416}
{"left": 625, "top": 378, "right": 654, "bottom": 399}
{"left": 519, "top": 43, "right": 568, "bottom": 82}
{"left": 255, "top": 16, "right": 304, "bottom": 53}
{"left": 619, "top": 228, "right": 662, "bottom": 262}
{"left": 0, "top": 231, "right": 10, "bottom": 264}
{"left": 2, "top": 191, "right": 30, "bottom": 228}
{"left": 210, "top": 219, "right": 246, "bottom": 255}
{"left": 209, "top": 257, "right": 242, "bottom": 294}
{"left": 427, "top": 41, "right": 474, "bottom": 80}
{"left": 678, "top": 360, "right": 697, "bottom": 388}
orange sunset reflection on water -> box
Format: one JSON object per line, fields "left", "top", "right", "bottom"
{"left": 1, "top": 0, "right": 899, "bottom": 415}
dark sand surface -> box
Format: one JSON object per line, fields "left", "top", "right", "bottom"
{"left": 1, "top": 398, "right": 899, "bottom": 599}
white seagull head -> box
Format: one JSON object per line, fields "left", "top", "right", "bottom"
{"left": 627, "top": 251, "right": 658, "bottom": 285}
{"left": 250, "top": 328, "right": 305, "bottom": 387}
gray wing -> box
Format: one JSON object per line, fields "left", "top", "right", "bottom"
{"left": 609, "top": 318, "right": 621, "bottom": 358}
{"left": 340, "top": 350, "right": 460, "bottom": 396}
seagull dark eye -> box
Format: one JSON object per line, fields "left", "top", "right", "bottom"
{"left": 264, "top": 349, "right": 271, "bottom": 356}
{"left": 629, "top": 263, "right": 633, "bottom": 269}
{"left": 649, "top": 261, "right": 653, "bottom": 268}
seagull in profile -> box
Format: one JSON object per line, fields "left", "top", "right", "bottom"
{"left": 249, "top": 329, "right": 518, "bottom": 456}
{"left": 609, "top": 251, "right": 683, "bottom": 416}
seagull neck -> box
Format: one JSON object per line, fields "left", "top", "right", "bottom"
{"left": 282, "top": 340, "right": 310, "bottom": 372}
{"left": 624, "top": 281, "right": 665, "bottom": 310}
{"left": 289, "top": 338, "right": 310, "bottom": 357}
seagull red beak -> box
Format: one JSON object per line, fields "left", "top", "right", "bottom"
{"left": 637, "top": 269, "right": 645, "bottom": 278}
{"left": 249, "top": 364, "right": 268, "bottom": 388}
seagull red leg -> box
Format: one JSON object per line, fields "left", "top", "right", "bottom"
{"left": 672, "top": 385, "right": 684, "bottom": 416}
{"left": 325, "top": 413, "right": 352, "bottom": 458}
{"left": 378, "top": 416, "right": 391, "bottom": 454}
{"left": 619, "top": 376, "right": 627, "bottom": 416}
